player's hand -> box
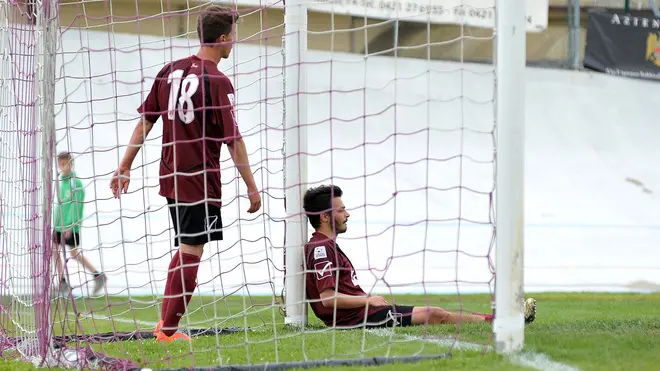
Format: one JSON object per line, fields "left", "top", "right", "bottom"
{"left": 247, "top": 187, "right": 261, "bottom": 213}
{"left": 63, "top": 230, "right": 71, "bottom": 239}
{"left": 368, "top": 296, "right": 388, "bottom": 307}
{"left": 110, "top": 167, "right": 130, "bottom": 198}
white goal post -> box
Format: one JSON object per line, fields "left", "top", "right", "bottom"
{"left": 492, "top": 0, "right": 527, "bottom": 354}
{"left": 281, "top": 0, "right": 529, "bottom": 354}
{"left": 283, "top": 0, "right": 310, "bottom": 327}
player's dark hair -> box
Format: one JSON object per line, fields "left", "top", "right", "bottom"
{"left": 303, "top": 185, "right": 343, "bottom": 229}
{"left": 197, "top": 5, "right": 239, "bottom": 44}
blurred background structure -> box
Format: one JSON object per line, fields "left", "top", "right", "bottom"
{"left": 41, "top": 0, "right": 657, "bottom": 70}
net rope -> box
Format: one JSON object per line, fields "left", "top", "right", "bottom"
{"left": 0, "top": 1, "right": 500, "bottom": 369}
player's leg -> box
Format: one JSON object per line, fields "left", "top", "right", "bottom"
{"left": 411, "top": 306, "right": 491, "bottom": 325}
{"left": 362, "top": 305, "right": 476, "bottom": 328}
{"left": 158, "top": 248, "right": 181, "bottom": 326}
{"left": 411, "top": 297, "right": 537, "bottom": 326}
{"left": 366, "top": 299, "right": 537, "bottom": 328}
{"left": 156, "top": 198, "right": 188, "bottom": 335}
{"left": 51, "top": 230, "right": 69, "bottom": 296}
{"left": 158, "top": 199, "right": 223, "bottom": 341}
{"left": 66, "top": 233, "right": 107, "bottom": 296}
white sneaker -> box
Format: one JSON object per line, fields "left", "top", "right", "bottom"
{"left": 524, "top": 297, "right": 537, "bottom": 324}
{"left": 56, "top": 280, "right": 70, "bottom": 297}
{"left": 92, "top": 273, "right": 107, "bottom": 296}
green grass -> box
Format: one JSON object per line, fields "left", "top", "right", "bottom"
{"left": 2, "top": 292, "right": 660, "bottom": 370}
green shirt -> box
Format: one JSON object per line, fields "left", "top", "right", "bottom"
{"left": 53, "top": 171, "right": 85, "bottom": 233}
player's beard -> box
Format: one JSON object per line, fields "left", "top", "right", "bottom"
{"left": 334, "top": 218, "right": 347, "bottom": 234}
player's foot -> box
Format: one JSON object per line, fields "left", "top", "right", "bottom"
{"left": 56, "top": 280, "right": 70, "bottom": 297}
{"left": 153, "top": 320, "right": 163, "bottom": 335}
{"left": 92, "top": 273, "right": 107, "bottom": 296}
{"left": 155, "top": 330, "right": 190, "bottom": 342}
{"left": 524, "top": 297, "right": 537, "bottom": 324}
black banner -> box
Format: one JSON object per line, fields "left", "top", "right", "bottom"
{"left": 584, "top": 9, "right": 660, "bottom": 81}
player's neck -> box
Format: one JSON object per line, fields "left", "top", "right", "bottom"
{"left": 315, "top": 228, "right": 336, "bottom": 241}
{"left": 196, "top": 47, "right": 221, "bottom": 65}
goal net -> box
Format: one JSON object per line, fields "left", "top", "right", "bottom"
{"left": 0, "top": 0, "right": 544, "bottom": 369}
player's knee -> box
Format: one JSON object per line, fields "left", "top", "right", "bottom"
{"left": 179, "top": 243, "right": 204, "bottom": 257}
{"left": 429, "top": 307, "right": 450, "bottom": 322}
{"left": 69, "top": 248, "right": 80, "bottom": 258}
{"left": 412, "top": 306, "right": 450, "bottom": 325}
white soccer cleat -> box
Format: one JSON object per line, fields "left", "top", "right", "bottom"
{"left": 92, "top": 273, "right": 107, "bottom": 296}
{"left": 524, "top": 297, "right": 537, "bottom": 324}
{"left": 54, "top": 280, "right": 70, "bottom": 298}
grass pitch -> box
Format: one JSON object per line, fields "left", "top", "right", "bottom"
{"left": 1, "top": 292, "right": 659, "bottom": 371}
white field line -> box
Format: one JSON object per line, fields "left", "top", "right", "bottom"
{"left": 80, "top": 316, "right": 580, "bottom": 371}
{"left": 367, "top": 328, "right": 581, "bottom": 371}
{"left": 76, "top": 313, "right": 159, "bottom": 327}
{"left": 510, "top": 352, "right": 581, "bottom": 371}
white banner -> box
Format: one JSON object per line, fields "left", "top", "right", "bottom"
{"left": 225, "top": 0, "right": 549, "bottom": 32}
{"left": 310, "top": 0, "right": 548, "bottom": 31}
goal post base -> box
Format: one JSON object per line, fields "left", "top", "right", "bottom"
{"left": 493, "top": 313, "right": 525, "bottom": 354}
{"left": 283, "top": 315, "right": 307, "bottom": 328}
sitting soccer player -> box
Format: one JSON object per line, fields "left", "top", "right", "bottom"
{"left": 302, "top": 185, "right": 537, "bottom": 328}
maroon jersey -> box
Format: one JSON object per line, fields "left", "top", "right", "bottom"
{"left": 137, "top": 55, "right": 240, "bottom": 206}
{"left": 305, "top": 232, "right": 372, "bottom": 327}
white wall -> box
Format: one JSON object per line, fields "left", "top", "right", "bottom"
{"left": 3, "top": 28, "right": 659, "bottom": 299}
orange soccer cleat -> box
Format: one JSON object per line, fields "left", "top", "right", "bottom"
{"left": 155, "top": 330, "right": 191, "bottom": 342}
{"left": 153, "top": 320, "right": 163, "bottom": 335}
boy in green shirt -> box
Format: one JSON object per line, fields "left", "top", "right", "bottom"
{"left": 52, "top": 152, "right": 106, "bottom": 297}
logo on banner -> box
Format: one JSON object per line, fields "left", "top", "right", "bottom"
{"left": 646, "top": 32, "right": 660, "bottom": 67}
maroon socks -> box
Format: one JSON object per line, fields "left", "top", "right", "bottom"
{"left": 160, "top": 251, "right": 181, "bottom": 321}
{"left": 161, "top": 252, "right": 200, "bottom": 336}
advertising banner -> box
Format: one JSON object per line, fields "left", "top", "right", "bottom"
{"left": 584, "top": 9, "right": 660, "bottom": 81}
{"left": 228, "top": 0, "right": 549, "bottom": 32}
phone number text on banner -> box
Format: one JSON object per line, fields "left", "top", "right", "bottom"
{"left": 309, "top": 0, "right": 548, "bottom": 31}
{"left": 223, "top": 0, "right": 549, "bottom": 32}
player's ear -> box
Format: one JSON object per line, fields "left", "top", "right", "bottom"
{"left": 215, "top": 35, "right": 224, "bottom": 45}
{"left": 320, "top": 211, "right": 330, "bottom": 226}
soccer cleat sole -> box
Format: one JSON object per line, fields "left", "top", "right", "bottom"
{"left": 524, "top": 298, "right": 537, "bottom": 324}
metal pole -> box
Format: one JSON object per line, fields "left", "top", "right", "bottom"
{"left": 650, "top": 0, "right": 660, "bottom": 17}
{"left": 568, "top": 0, "right": 581, "bottom": 70}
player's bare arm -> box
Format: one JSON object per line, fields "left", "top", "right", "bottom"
{"left": 318, "top": 289, "right": 388, "bottom": 309}
{"left": 110, "top": 118, "right": 154, "bottom": 198}
{"left": 227, "top": 138, "right": 261, "bottom": 213}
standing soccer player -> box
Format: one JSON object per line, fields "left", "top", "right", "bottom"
{"left": 302, "top": 185, "right": 537, "bottom": 328}
{"left": 53, "top": 151, "right": 107, "bottom": 297}
{"left": 110, "top": 5, "right": 261, "bottom": 342}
